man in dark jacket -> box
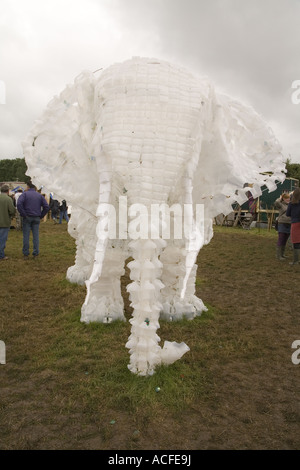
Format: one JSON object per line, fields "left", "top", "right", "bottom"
{"left": 49, "top": 196, "right": 60, "bottom": 223}
{"left": 0, "top": 184, "right": 16, "bottom": 260}
{"left": 17, "top": 181, "right": 49, "bottom": 258}
{"left": 59, "top": 199, "right": 69, "bottom": 224}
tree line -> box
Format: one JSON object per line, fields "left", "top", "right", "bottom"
{"left": 0, "top": 157, "right": 299, "bottom": 184}
{"left": 285, "top": 158, "right": 300, "bottom": 182}
{"left": 0, "top": 158, "right": 30, "bottom": 183}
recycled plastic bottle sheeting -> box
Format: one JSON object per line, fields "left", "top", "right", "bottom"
{"left": 22, "top": 57, "right": 286, "bottom": 376}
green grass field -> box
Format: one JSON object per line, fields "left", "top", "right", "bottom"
{"left": 0, "top": 221, "right": 299, "bottom": 450}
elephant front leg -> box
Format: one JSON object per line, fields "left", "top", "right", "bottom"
{"left": 159, "top": 242, "right": 207, "bottom": 321}
{"left": 80, "top": 246, "right": 127, "bottom": 323}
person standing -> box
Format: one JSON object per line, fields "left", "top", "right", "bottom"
{"left": 274, "top": 193, "right": 291, "bottom": 260}
{"left": 59, "top": 199, "right": 69, "bottom": 224}
{"left": 14, "top": 188, "right": 24, "bottom": 230}
{"left": 286, "top": 187, "right": 300, "bottom": 265}
{"left": 17, "top": 181, "right": 49, "bottom": 258}
{"left": 0, "top": 185, "right": 16, "bottom": 260}
{"left": 49, "top": 196, "right": 60, "bottom": 223}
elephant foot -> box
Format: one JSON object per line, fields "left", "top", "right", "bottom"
{"left": 160, "top": 294, "right": 207, "bottom": 321}
{"left": 80, "top": 295, "right": 126, "bottom": 323}
{"left": 66, "top": 265, "right": 92, "bottom": 285}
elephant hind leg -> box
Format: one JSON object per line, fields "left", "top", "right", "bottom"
{"left": 66, "top": 207, "right": 97, "bottom": 285}
{"left": 80, "top": 247, "right": 127, "bottom": 323}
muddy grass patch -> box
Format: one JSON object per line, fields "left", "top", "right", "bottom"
{"left": 0, "top": 222, "right": 299, "bottom": 449}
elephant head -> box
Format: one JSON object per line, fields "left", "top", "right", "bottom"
{"left": 22, "top": 57, "right": 285, "bottom": 376}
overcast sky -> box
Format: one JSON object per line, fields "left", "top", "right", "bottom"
{"left": 1, "top": 0, "right": 300, "bottom": 163}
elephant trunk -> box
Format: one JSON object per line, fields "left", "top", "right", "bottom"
{"left": 126, "top": 235, "right": 190, "bottom": 376}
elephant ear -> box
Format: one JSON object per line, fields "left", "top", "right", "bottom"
{"left": 22, "top": 71, "right": 99, "bottom": 210}
{"left": 192, "top": 91, "right": 286, "bottom": 221}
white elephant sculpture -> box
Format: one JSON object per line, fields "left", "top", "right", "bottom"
{"left": 22, "top": 57, "right": 285, "bottom": 376}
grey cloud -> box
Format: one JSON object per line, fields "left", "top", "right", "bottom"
{"left": 113, "top": 0, "right": 300, "bottom": 161}
{"left": 1, "top": 0, "right": 300, "bottom": 162}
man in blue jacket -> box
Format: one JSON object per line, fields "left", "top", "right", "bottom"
{"left": 17, "top": 181, "right": 49, "bottom": 258}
